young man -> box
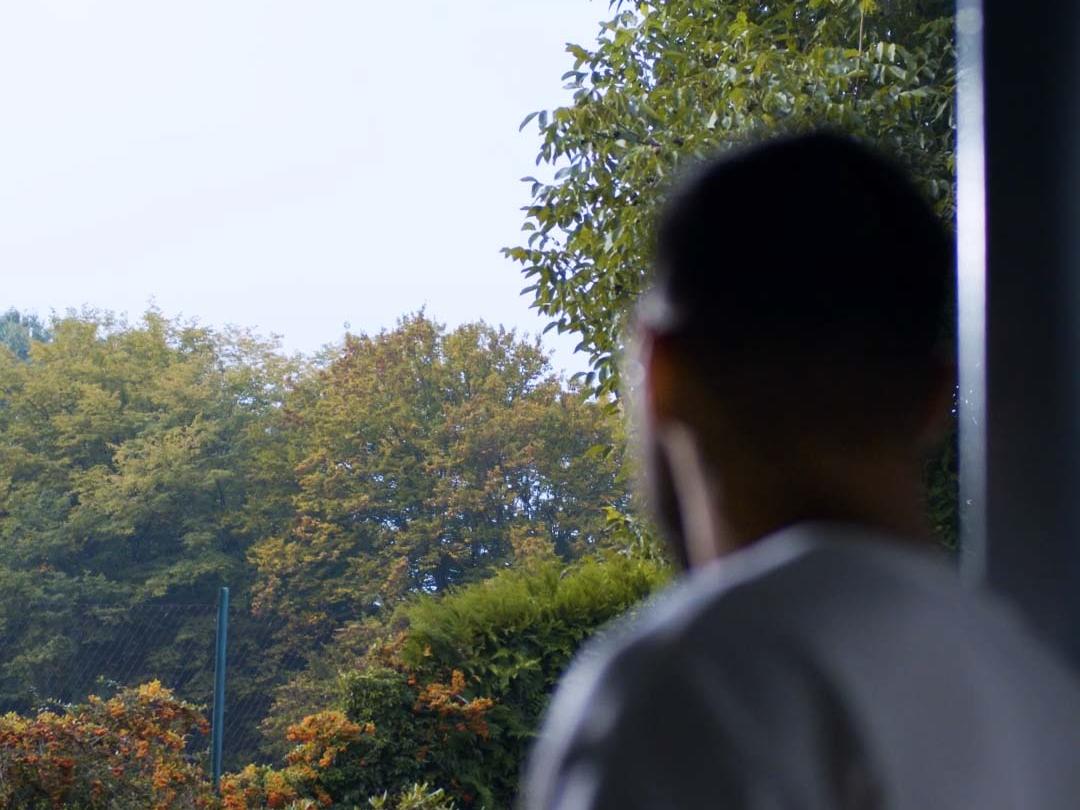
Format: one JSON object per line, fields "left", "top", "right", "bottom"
{"left": 523, "top": 134, "right": 1080, "bottom": 809}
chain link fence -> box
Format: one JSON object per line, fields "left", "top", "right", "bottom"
{"left": 4, "top": 595, "right": 288, "bottom": 773}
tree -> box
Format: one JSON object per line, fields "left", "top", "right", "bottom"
{"left": 0, "top": 308, "right": 636, "bottom": 768}
{"left": 0, "top": 310, "right": 299, "bottom": 729}
{"left": 249, "top": 314, "right": 630, "bottom": 656}
{"left": 505, "top": 0, "right": 958, "bottom": 546}
{"left": 0, "top": 309, "right": 51, "bottom": 361}
{"left": 506, "top": 0, "right": 955, "bottom": 399}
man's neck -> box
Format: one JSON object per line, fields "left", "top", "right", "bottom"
{"left": 704, "top": 453, "right": 932, "bottom": 561}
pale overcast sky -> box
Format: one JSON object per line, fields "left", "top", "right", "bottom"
{"left": 0, "top": 0, "right": 606, "bottom": 373}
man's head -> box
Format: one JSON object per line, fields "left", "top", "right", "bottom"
{"left": 633, "top": 133, "right": 954, "bottom": 567}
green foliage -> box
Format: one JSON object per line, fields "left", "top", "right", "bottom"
{"left": 250, "top": 554, "right": 665, "bottom": 807}
{"left": 0, "top": 309, "right": 51, "bottom": 361}
{"left": 222, "top": 762, "right": 455, "bottom": 810}
{"left": 249, "top": 314, "right": 630, "bottom": 657}
{"left": 332, "top": 669, "right": 422, "bottom": 801}
{"left": 319, "top": 554, "right": 666, "bottom": 808}
{"left": 367, "top": 784, "right": 456, "bottom": 810}
{"left": 506, "top": 0, "right": 958, "bottom": 547}
{"left": 0, "top": 310, "right": 302, "bottom": 763}
{"left": 398, "top": 554, "right": 666, "bottom": 695}
{"left": 0, "top": 308, "right": 636, "bottom": 768}
{"left": 925, "top": 417, "right": 959, "bottom": 550}
{"left": 506, "top": 0, "right": 955, "bottom": 399}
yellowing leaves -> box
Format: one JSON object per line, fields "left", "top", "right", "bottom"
{"left": 0, "top": 681, "right": 214, "bottom": 807}
{"left": 248, "top": 314, "right": 629, "bottom": 662}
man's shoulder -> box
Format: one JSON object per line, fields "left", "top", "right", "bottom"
{"left": 550, "top": 522, "right": 942, "bottom": 691}
{"left": 525, "top": 523, "right": 1080, "bottom": 809}
{"left": 602, "top": 522, "right": 958, "bottom": 658}
{"left": 582, "top": 522, "right": 1068, "bottom": 707}
{"left": 523, "top": 524, "right": 896, "bottom": 809}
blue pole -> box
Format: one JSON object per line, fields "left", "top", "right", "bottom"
{"left": 211, "top": 586, "right": 229, "bottom": 792}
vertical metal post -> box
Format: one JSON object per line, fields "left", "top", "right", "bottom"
{"left": 960, "top": 0, "right": 1080, "bottom": 663}
{"left": 211, "top": 586, "right": 229, "bottom": 791}
{"left": 955, "top": 0, "right": 987, "bottom": 585}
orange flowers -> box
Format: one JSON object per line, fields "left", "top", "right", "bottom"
{"left": 414, "top": 670, "right": 494, "bottom": 739}
{"left": 0, "top": 681, "right": 215, "bottom": 808}
{"left": 285, "top": 710, "right": 367, "bottom": 771}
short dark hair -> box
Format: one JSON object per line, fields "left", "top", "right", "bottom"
{"left": 650, "top": 132, "right": 952, "bottom": 366}
{"left": 644, "top": 133, "right": 953, "bottom": 440}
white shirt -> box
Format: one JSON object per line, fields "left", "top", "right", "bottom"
{"left": 523, "top": 523, "right": 1080, "bottom": 809}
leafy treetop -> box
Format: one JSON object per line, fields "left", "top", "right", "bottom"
{"left": 506, "top": 0, "right": 955, "bottom": 399}
{"left": 249, "top": 314, "right": 629, "bottom": 654}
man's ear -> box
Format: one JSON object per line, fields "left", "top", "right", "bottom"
{"left": 642, "top": 330, "right": 683, "bottom": 427}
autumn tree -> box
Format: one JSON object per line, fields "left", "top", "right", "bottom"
{"left": 250, "top": 314, "right": 628, "bottom": 652}
{"left": 0, "top": 310, "right": 299, "bottom": 719}
{"left": 0, "top": 309, "right": 633, "bottom": 767}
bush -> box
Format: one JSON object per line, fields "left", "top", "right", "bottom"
{"left": 243, "top": 554, "right": 667, "bottom": 808}
{"left": 367, "top": 783, "right": 456, "bottom": 810}
{"left": 384, "top": 554, "right": 668, "bottom": 807}
{"left": 221, "top": 741, "right": 456, "bottom": 810}
{"left": 0, "top": 681, "right": 214, "bottom": 809}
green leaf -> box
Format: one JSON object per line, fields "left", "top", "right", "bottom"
{"left": 518, "top": 111, "right": 540, "bottom": 131}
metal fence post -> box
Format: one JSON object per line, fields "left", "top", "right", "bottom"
{"left": 211, "top": 586, "right": 229, "bottom": 791}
